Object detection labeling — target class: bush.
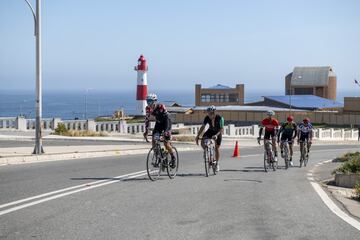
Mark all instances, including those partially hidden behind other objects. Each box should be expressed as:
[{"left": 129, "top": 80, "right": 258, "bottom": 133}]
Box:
[
  {"left": 54, "top": 123, "right": 68, "bottom": 135},
  {"left": 334, "top": 152, "right": 360, "bottom": 162},
  {"left": 354, "top": 183, "right": 360, "bottom": 201},
  {"left": 333, "top": 158, "right": 360, "bottom": 175}
]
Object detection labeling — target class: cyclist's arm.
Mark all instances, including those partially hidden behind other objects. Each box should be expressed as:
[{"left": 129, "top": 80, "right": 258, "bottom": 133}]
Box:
[
  {"left": 258, "top": 126, "right": 263, "bottom": 138},
  {"left": 277, "top": 125, "right": 283, "bottom": 141},
  {"left": 292, "top": 124, "right": 297, "bottom": 140},
  {"left": 144, "top": 108, "right": 151, "bottom": 135},
  {"left": 215, "top": 116, "right": 225, "bottom": 137},
  {"left": 196, "top": 124, "right": 206, "bottom": 138}
]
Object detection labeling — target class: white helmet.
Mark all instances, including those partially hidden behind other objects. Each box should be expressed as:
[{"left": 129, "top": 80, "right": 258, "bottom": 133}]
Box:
[
  {"left": 146, "top": 93, "right": 157, "bottom": 104},
  {"left": 266, "top": 110, "right": 275, "bottom": 116},
  {"left": 207, "top": 105, "right": 216, "bottom": 112}
]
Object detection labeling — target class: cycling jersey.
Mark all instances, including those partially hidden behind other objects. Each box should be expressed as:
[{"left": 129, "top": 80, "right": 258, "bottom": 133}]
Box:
[
  {"left": 145, "top": 104, "right": 172, "bottom": 139},
  {"left": 298, "top": 123, "right": 313, "bottom": 141},
  {"left": 261, "top": 118, "right": 279, "bottom": 132},
  {"left": 278, "top": 122, "right": 297, "bottom": 142},
  {"left": 203, "top": 115, "right": 224, "bottom": 145}
]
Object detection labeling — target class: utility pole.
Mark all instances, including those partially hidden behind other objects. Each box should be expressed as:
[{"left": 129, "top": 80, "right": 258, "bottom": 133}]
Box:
[{"left": 25, "top": 0, "right": 44, "bottom": 154}]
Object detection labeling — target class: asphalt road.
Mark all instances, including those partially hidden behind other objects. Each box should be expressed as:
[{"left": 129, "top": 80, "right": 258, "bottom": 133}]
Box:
[{"left": 0, "top": 144, "right": 359, "bottom": 239}]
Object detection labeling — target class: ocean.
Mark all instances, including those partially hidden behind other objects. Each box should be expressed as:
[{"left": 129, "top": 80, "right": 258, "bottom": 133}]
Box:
[{"left": 0, "top": 89, "right": 358, "bottom": 120}]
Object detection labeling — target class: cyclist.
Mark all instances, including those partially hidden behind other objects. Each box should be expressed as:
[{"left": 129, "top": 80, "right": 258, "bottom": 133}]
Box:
[
  {"left": 257, "top": 110, "right": 279, "bottom": 161},
  {"left": 297, "top": 117, "right": 313, "bottom": 157},
  {"left": 277, "top": 115, "right": 297, "bottom": 166},
  {"left": 195, "top": 106, "right": 224, "bottom": 172},
  {"left": 143, "top": 93, "right": 176, "bottom": 168}
]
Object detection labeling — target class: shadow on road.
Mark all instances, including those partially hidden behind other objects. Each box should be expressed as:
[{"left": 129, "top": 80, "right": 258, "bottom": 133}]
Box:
[
  {"left": 221, "top": 169, "right": 265, "bottom": 173},
  {"left": 177, "top": 173, "right": 205, "bottom": 177}
]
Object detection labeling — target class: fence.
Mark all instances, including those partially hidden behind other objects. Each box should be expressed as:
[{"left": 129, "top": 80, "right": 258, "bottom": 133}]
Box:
[{"left": 0, "top": 117, "right": 359, "bottom": 140}]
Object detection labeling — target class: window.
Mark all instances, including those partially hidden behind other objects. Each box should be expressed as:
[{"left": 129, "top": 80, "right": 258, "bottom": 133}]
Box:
[
  {"left": 229, "top": 93, "right": 239, "bottom": 102},
  {"left": 201, "top": 94, "right": 211, "bottom": 102},
  {"left": 294, "top": 88, "right": 313, "bottom": 95}
]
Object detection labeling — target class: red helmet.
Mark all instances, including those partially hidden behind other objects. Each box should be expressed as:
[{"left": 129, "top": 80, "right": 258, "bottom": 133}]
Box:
[
  {"left": 287, "top": 115, "right": 294, "bottom": 122},
  {"left": 303, "top": 117, "right": 310, "bottom": 123}
]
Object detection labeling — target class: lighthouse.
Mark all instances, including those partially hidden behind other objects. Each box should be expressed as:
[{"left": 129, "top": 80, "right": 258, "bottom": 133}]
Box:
[{"left": 134, "top": 55, "right": 148, "bottom": 116}]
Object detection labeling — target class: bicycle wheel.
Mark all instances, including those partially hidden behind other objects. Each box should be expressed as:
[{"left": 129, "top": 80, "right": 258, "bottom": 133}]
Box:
[
  {"left": 167, "top": 147, "right": 179, "bottom": 179},
  {"left": 210, "top": 147, "right": 217, "bottom": 175},
  {"left": 264, "top": 152, "right": 269, "bottom": 173},
  {"left": 299, "top": 145, "right": 305, "bottom": 168},
  {"left": 204, "top": 149, "right": 210, "bottom": 177},
  {"left": 146, "top": 146, "right": 161, "bottom": 181}
]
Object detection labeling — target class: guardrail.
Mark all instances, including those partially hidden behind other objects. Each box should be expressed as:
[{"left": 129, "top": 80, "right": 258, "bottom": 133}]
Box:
[{"left": 0, "top": 117, "right": 358, "bottom": 140}]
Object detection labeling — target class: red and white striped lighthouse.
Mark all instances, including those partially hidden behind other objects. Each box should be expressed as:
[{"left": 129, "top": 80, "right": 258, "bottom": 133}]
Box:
[{"left": 134, "top": 55, "right": 148, "bottom": 115}]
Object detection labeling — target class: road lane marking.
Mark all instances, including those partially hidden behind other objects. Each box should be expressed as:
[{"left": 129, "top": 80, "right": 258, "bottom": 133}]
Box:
[
  {"left": 310, "top": 181, "right": 360, "bottom": 231},
  {"left": 0, "top": 171, "right": 148, "bottom": 216},
  {"left": 308, "top": 159, "right": 360, "bottom": 231},
  {"left": 0, "top": 170, "right": 146, "bottom": 212}
]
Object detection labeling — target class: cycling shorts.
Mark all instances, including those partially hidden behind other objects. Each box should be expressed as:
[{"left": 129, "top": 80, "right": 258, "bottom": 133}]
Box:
[{"left": 203, "top": 130, "right": 222, "bottom": 146}]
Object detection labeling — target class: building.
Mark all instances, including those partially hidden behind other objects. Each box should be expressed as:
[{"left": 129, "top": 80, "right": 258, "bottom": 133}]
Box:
[
  {"left": 343, "top": 97, "right": 360, "bottom": 113},
  {"left": 195, "top": 84, "right": 244, "bottom": 106},
  {"left": 285, "top": 66, "right": 337, "bottom": 100},
  {"left": 247, "top": 95, "right": 343, "bottom": 111}
]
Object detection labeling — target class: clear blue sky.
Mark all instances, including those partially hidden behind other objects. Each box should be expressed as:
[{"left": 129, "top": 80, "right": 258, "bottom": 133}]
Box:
[{"left": 0, "top": 0, "right": 359, "bottom": 92}]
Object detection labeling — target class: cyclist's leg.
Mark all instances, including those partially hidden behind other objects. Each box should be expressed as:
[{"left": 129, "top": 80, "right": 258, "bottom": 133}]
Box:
[
  {"left": 263, "top": 131, "right": 271, "bottom": 151},
  {"left": 271, "top": 133, "right": 278, "bottom": 158},
  {"left": 307, "top": 137, "right": 312, "bottom": 153},
  {"left": 214, "top": 134, "right": 222, "bottom": 162}
]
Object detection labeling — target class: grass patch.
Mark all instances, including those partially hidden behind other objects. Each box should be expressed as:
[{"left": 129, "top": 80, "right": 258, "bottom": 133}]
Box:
[
  {"left": 172, "top": 135, "right": 196, "bottom": 142},
  {"left": 54, "top": 123, "right": 107, "bottom": 137},
  {"left": 60, "top": 130, "right": 108, "bottom": 137},
  {"left": 354, "top": 183, "right": 360, "bottom": 201}
]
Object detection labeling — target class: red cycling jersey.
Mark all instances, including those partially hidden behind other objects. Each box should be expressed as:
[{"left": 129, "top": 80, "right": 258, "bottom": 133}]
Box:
[{"left": 261, "top": 118, "right": 279, "bottom": 132}]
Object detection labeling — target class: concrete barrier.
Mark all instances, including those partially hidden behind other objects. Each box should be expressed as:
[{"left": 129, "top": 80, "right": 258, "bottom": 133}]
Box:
[{"left": 335, "top": 173, "right": 360, "bottom": 188}]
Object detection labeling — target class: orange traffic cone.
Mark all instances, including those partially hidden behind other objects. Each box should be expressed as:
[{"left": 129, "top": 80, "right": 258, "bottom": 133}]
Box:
[{"left": 232, "top": 141, "right": 240, "bottom": 158}]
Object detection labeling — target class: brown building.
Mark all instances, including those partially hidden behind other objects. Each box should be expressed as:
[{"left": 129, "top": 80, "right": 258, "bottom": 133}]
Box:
[
  {"left": 195, "top": 84, "right": 244, "bottom": 106},
  {"left": 285, "top": 66, "right": 337, "bottom": 100},
  {"left": 343, "top": 97, "right": 360, "bottom": 113}
]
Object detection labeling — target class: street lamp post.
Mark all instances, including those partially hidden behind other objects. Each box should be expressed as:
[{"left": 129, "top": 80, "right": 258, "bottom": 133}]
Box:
[
  {"left": 25, "top": 0, "right": 44, "bottom": 154},
  {"left": 84, "top": 88, "right": 93, "bottom": 119}
]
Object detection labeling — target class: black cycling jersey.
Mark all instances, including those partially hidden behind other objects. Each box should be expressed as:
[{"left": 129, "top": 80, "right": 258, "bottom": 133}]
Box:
[
  {"left": 144, "top": 103, "right": 171, "bottom": 134},
  {"left": 203, "top": 115, "right": 224, "bottom": 134}
]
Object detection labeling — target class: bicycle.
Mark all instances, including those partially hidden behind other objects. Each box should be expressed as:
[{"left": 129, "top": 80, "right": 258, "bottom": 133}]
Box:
[
  {"left": 145, "top": 133, "right": 179, "bottom": 181},
  {"left": 299, "top": 139, "right": 309, "bottom": 168},
  {"left": 280, "top": 140, "right": 292, "bottom": 170},
  {"left": 258, "top": 138, "right": 277, "bottom": 172},
  {"left": 200, "top": 138, "right": 217, "bottom": 177}
]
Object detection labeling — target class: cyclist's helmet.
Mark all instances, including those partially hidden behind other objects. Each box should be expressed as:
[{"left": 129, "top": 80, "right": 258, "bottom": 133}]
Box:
[
  {"left": 146, "top": 93, "right": 157, "bottom": 105},
  {"left": 266, "top": 110, "right": 275, "bottom": 117},
  {"left": 303, "top": 117, "right": 310, "bottom": 123},
  {"left": 206, "top": 105, "right": 216, "bottom": 113},
  {"left": 287, "top": 115, "right": 294, "bottom": 122}
]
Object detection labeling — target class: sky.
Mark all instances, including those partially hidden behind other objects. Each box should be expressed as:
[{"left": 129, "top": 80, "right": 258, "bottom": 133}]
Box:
[{"left": 0, "top": 0, "right": 359, "bottom": 92}]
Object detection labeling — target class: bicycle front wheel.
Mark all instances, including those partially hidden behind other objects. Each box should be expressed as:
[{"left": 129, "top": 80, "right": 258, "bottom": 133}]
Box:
[
  {"left": 167, "top": 147, "right": 179, "bottom": 179},
  {"left": 146, "top": 147, "right": 161, "bottom": 181}
]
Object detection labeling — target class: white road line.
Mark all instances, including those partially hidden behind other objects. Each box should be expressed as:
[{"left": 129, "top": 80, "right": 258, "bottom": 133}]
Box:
[
  {"left": 310, "top": 181, "right": 360, "bottom": 231},
  {"left": 308, "top": 159, "right": 360, "bottom": 231},
  {"left": 0, "top": 170, "right": 146, "bottom": 211}
]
